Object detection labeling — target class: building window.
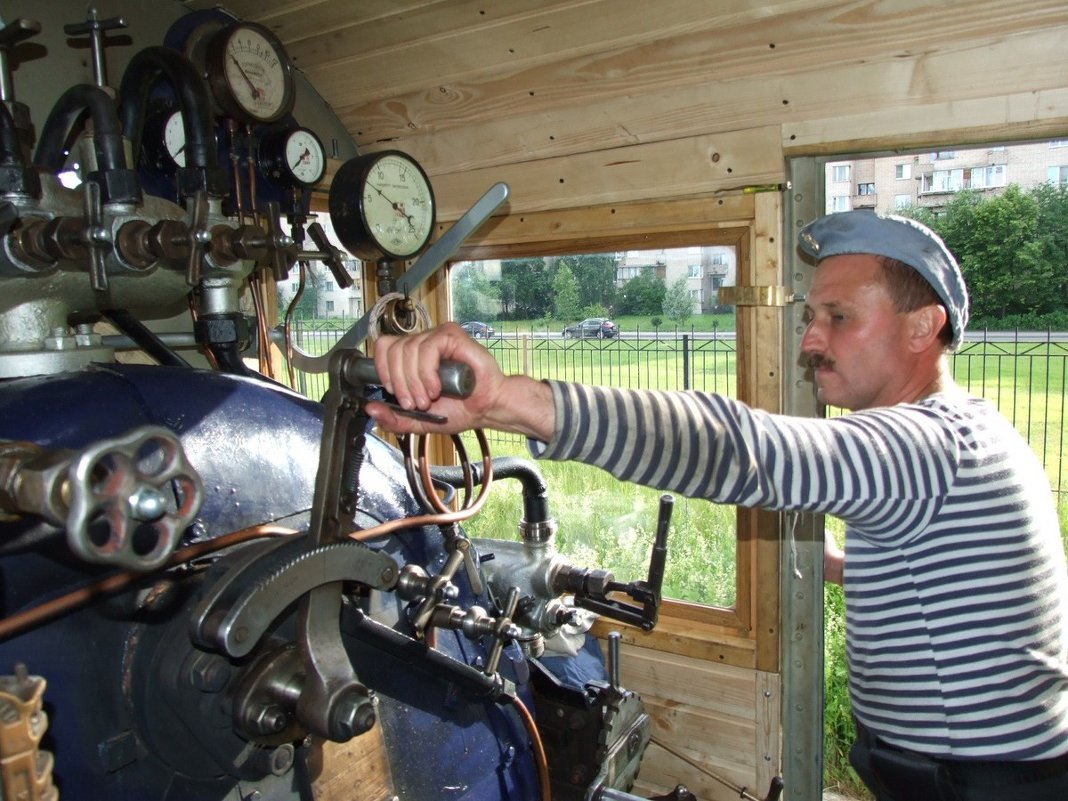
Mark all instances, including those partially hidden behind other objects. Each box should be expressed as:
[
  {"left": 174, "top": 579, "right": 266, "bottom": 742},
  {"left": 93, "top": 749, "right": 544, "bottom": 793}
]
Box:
[
  {"left": 1049, "top": 140, "right": 1068, "bottom": 149},
  {"left": 325, "top": 301, "right": 335, "bottom": 312},
  {"left": 896, "top": 164, "right": 911, "bottom": 180},
  {"left": 932, "top": 150, "right": 957, "bottom": 160},
  {"left": 857, "top": 182, "right": 875, "bottom": 196},
  {"left": 831, "top": 164, "right": 850, "bottom": 183},
  {"left": 832, "top": 195, "right": 850, "bottom": 212},
  {"left": 688, "top": 264, "right": 700, "bottom": 278},
  {"left": 895, "top": 194, "right": 912, "bottom": 209},
  {"left": 970, "top": 165, "right": 1006, "bottom": 189},
  {"left": 921, "top": 169, "right": 965, "bottom": 193},
  {"left": 1049, "top": 165, "right": 1068, "bottom": 187}
]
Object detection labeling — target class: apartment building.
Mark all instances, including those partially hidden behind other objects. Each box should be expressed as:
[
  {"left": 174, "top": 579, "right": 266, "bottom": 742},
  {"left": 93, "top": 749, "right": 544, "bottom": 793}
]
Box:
[{"left": 826, "top": 139, "right": 1068, "bottom": 215}]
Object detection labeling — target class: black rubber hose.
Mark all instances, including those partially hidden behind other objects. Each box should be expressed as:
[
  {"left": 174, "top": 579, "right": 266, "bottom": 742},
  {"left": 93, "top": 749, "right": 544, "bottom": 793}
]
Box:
[
  {"left": 33, "top": 84, "right": 126, "bottom": 172},
  {"left": 431, "top": 456, "right": 551, "bottom": 525},
  {"left": 117, "top": 45, "right": 217, "bottom": 169}
]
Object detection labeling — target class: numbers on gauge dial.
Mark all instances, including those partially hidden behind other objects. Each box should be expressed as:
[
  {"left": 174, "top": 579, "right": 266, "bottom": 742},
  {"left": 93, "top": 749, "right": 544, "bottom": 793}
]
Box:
[
  {"left": 284, "top": 129, "right": 325, "bottom": 186},
  {"left": 219, "top": 25, "right": 293, "bottom": 122},
  {"left": 361, "top": 155, "right": 435, "bottom": 258}
]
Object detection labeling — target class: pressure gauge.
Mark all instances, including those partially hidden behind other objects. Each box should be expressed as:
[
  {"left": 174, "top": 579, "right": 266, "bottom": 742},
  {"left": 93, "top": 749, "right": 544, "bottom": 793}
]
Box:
[
  {"left": 163, "top": 110, "right": 186, "bottom": 167},
  {"left": 205, "top": 22, "right": 295, "bottom": 123},
  {"left": 329, "top": 151, "right": 437, "bottom": 261},
  {"left": 262, "top": 126, "right": 326, "bottom": 187}
]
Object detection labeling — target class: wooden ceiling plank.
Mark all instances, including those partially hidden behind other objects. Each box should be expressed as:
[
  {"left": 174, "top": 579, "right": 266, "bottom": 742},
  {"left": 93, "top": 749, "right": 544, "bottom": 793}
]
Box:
[
  {"left": 424, "top": 126, "right": 784, "bottom": 221},
  {"left": 289, "top": 0, "right": 846, "bottom": 104},
  {"left": 325, "top": 0, "right": 1068, "bottom": 142},
  {"left": 343, "top": 27, "right": 1068, "bottom": 177}
]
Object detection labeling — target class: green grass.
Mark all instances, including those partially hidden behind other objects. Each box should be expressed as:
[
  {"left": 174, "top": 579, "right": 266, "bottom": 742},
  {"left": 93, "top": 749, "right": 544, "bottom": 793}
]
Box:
[{"left": 457, "top": 435, "right": 738, "bottom": 607}]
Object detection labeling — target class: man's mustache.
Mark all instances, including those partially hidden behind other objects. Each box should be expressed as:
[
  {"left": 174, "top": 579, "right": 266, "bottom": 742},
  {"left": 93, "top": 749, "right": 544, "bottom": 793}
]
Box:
[{"left": 805, "top": 353, "right": 834, "bottom": 370}]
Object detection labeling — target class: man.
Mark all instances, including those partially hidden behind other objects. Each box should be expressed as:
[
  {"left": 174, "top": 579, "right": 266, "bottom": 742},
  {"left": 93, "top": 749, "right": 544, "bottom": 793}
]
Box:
[{"left": 367, "top": 211, "right": 1068, "bottom": 800}]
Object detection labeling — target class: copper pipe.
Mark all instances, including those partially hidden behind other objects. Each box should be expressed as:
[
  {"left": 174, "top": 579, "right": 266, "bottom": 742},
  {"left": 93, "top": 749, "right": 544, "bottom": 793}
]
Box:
[
  {"left": 507, "top": 692, "right": 552, "bottom": 801},
  {"left": 0, "top": 524, "right": 295, "bottom": 641}
]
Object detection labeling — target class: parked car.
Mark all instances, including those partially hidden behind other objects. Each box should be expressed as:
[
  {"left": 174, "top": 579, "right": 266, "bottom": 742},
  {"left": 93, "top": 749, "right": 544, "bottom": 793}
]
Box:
[
  {"left": 460, "top": 321, "right": 495, "bottom": 338},
  {"left": 562, "top": 318, "right": 618, "bottom": 339}
]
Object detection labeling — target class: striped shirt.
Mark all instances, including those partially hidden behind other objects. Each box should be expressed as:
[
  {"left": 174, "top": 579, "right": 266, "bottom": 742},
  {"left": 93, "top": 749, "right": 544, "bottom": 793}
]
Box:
[{"left": 531, "top": 381, "right": 1068, "bottom": 760}]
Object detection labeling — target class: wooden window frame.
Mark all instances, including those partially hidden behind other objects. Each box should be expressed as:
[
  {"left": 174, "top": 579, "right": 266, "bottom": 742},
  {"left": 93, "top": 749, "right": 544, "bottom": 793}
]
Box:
[{"left": 445, "top": 193, "right": 783, "bottom": 672}]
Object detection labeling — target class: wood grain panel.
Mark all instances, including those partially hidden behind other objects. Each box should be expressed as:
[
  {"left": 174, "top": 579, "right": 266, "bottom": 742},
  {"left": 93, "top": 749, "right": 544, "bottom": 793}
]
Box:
[{"left": 336, "top": 1, "right": 1068, "bottom": 145}]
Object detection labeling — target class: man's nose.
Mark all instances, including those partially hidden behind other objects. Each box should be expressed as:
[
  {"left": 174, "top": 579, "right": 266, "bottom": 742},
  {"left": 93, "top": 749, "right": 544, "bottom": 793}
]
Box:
[{"left": 800, "top": 319, "right": 824, "bottom": 353}]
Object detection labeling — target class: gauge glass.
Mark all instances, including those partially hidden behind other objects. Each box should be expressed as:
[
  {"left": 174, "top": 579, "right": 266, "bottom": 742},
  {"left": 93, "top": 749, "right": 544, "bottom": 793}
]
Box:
[
  {"left": 163, "top": 110, "right": 186, "bottom": 167},
  {"left": 361, "top": 154, "right": 435, "bottom": 258},
  {"left": 222, "top": 26, "right": 292, "bottom": 122},
  {"left": 284, "top": 129, "right": 325, "bottom": 186}
]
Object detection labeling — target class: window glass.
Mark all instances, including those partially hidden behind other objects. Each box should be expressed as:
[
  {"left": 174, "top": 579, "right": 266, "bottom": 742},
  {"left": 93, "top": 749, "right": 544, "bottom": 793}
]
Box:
[{"left": 450, "top": 247, "right": 740, "bottom": 608}]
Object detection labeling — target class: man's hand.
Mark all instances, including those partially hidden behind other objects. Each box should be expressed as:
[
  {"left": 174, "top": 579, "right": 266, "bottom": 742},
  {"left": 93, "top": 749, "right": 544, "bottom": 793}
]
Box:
[{"left": 366, "top": 322, "right": 555, "bottom": 441}]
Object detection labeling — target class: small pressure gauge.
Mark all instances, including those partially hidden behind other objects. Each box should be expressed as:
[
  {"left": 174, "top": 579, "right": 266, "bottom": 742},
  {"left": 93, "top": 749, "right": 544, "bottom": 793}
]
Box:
[
  {"left": 262, "top": 126, "right": 326, "bottom": 187},
  {"left": 163, "top": 110, "right": 186, "bottom": 167},
  {"left": 329, "top": 150, "right": 437, "bottom": 261},
  {"left": 205, "top": 22, "right": 295, "bottom": 124}
]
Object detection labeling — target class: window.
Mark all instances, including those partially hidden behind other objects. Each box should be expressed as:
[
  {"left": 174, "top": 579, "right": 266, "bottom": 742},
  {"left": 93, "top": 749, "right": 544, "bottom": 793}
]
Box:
[
  {"left": 832, "top": 195, "right": 850, "bottom": 212},
  {"left": 895, "top": 194, "right": 912, "bottom": 209},
  {"left": 970, "top": 164, "right": 1006, "bottom": 189},
  {"left": 1050, "top": 166, "right": 1068, "bottom": 187},
  {"left": 857, "top": 182, "right": 875, "bottom": 196},
  {"left": 450, "top": 238, "right": 745, "bottom": 612},
  {"left": 325, "top": 301, "right": 335, "bottom": 312},
  {"left": 921, "top": 169, "right": 965, "bottom": 193},
  {"left": 932, "top": 150, "right": 957, "bottom": 160},
  {"left": 1050, "top": 140, "right": 1068, "bottom": 149},
  {"left": 896, "top": 163, "right": 912, "bottom": 180},
  {"left": 831, "top": 164, "right": 850, "bottom": 183}
]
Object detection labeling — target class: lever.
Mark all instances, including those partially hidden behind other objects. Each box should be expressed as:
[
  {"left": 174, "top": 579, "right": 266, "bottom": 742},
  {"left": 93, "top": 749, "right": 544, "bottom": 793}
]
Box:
[{"left": 563, "top": 494, "right": 673, "bottom": 631}]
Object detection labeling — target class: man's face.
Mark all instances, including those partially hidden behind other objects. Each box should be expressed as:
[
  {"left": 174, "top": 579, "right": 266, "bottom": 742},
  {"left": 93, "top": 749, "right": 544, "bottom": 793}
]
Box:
[{"left": 800, "top": 254, "right": 917, "bottom": 411}]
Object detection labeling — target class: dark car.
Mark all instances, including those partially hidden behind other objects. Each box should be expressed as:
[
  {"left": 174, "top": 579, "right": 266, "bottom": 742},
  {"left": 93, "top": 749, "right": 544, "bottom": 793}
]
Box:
[
  {"left": 562, "top": 318, "right": 618, "bottom": 339},
  {"left": 460, "top": 321, "right": 495, "bottom": 338}
]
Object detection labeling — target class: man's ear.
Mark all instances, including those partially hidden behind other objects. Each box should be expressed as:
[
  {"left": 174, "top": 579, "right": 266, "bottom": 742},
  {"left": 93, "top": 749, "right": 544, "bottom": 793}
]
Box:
[{"left": 907, "top": 304, "right": 948, "bottom": 352}]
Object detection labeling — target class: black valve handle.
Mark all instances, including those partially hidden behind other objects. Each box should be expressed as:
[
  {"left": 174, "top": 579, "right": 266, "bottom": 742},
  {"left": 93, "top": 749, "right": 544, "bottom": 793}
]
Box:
[{"left": 340, "top": 354, "right": 475, "bottom": 399}]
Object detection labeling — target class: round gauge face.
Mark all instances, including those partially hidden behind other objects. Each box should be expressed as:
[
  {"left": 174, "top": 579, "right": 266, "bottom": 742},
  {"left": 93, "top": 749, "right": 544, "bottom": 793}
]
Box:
[
  {"left": 209, "top": 23, "right": 295, "bottom": 123},
  {"left": 283, "top": 128, "right": 325, "bottom": 186},
  {"left": 163, "top": 110, "right": 186, "bottom": 167},
  {"left": 358, "top": 153, "right": 436, "bottom": 259}
]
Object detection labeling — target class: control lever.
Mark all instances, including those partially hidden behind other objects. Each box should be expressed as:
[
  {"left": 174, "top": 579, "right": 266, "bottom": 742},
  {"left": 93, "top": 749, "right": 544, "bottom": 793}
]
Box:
[
  {"left": 561, "top": 494, "right": 673, "bottom": 631},
  {"left": 307, "top": 221, "right": 353, "bottom": 289},
  {"left": 290, "top": 348, "right": 477, "bottom": 741}
]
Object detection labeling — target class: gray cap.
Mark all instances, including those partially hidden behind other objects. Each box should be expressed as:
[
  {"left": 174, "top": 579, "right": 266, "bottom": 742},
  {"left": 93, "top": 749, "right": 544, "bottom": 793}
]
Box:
[{"left": 798, "top": 210, "right": 969, "bottom": 349}]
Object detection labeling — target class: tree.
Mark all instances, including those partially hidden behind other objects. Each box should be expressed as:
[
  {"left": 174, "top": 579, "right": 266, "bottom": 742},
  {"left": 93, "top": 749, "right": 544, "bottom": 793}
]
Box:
[
  {"left": 618, "top": 270, "right": 665, "bottom": 315},
  {"left": 566, "top": 254, "right": 618, "bottom": 311},
  {"left": 453, "top": 263, "right": 500, "bottom": 322},
  {"left": 662, "top": 277, "right": 693, "bottom": 325},
  {"left": 552, "top": 263, "right": 581, "bottom": 321},
  {"left": 900, "top": 185, "right": 1068, "bottom": 324},
  {"left": 501, "top": 257, "right": 551, "bottom": 319},
  {"left": 279, "top": 263, "right": 327, "bottom": 319}
]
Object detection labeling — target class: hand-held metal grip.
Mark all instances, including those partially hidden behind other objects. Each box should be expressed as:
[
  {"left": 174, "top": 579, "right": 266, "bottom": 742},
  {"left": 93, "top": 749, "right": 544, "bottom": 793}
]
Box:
[{"left": 342, "top": 356, "right": 475, "bottom": 399}]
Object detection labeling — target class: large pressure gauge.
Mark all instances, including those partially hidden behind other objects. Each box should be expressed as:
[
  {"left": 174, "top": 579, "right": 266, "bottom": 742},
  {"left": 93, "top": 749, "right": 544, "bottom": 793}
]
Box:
[
  {"left": 329, "top": 151, "right": 437, "bottom": 261},
  {"left": 204, "top": 22, "right": 295, "bottom": 123}
]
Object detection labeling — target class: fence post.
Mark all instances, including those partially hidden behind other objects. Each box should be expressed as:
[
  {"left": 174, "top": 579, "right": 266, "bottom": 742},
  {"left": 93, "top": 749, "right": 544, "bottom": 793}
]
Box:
[
  {"left": 682, "top": 334, "right": 691, "bottom": 390},
  {"left": 522, "top": 334, "right": 532, "bottom": 376}
]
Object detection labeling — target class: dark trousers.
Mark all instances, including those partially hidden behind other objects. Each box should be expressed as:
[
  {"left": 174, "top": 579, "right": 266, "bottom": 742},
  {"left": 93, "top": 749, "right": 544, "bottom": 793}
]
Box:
[{"left": 849, "top": 720, "right": 1068, "bottom": 801}]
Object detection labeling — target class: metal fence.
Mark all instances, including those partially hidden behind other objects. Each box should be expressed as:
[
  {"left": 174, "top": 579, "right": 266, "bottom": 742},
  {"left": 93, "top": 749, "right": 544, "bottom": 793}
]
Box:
[{"left": 284, "top": 323, "right": 1067, "bottom": 496}]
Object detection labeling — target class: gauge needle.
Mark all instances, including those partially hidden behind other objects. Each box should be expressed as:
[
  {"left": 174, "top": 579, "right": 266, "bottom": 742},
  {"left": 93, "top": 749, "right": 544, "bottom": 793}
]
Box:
[
  {"left": 291, "top": 148, "right": 310, "bottom": 171},
  {"left": 229, "top": 55, "right": 262, "bottom": 99},
  {"left": 367, "top": 182, "right": 410, "bottom": 219}
]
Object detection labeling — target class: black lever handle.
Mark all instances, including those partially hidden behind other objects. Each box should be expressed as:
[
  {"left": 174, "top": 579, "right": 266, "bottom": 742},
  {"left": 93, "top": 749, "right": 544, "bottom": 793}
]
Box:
[{"left": 339, "top": 353, "right": 475, "bottom": 399}]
